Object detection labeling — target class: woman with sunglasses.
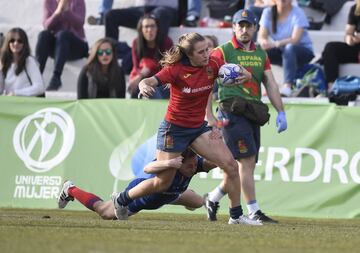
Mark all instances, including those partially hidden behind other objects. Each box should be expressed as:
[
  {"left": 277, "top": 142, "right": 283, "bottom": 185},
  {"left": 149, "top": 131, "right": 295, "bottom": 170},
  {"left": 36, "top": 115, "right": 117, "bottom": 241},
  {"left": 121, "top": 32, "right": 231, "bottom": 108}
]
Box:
[
  {"left": 0, "top": 27, "right": 44, "bottom": 96},
  {"left": 127, "top": 14, "right": 173, "bottom": 98},
  {"left": 77, "top": 38, "right": 125, "bottom": 99}
]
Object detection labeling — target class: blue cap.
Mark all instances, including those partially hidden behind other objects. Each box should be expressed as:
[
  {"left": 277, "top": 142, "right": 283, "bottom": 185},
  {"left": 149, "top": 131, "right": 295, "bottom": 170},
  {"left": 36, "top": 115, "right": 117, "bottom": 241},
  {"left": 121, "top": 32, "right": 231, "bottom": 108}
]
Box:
[{"left": 232, "top": 9, "right": 257, "bottom": 25}]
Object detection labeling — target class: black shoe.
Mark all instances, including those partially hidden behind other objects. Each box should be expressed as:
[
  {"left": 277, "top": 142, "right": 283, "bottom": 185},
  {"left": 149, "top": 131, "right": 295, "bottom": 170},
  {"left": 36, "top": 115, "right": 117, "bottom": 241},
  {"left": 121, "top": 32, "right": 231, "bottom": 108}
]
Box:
[
  {"left": 204, "top": 193, "right": 219, "bottom": 221},
  {"left": 46, "top": 75, "right": 62, "bottom": 91},
  {"left": 249, "top": 210, "right": 278, "bottom": 223},
  {"left": 184, "top": 15, "right": 198, "bottom": 27},
  {"left": 87, "top": 15, "right": 104, "bottom": 25}
]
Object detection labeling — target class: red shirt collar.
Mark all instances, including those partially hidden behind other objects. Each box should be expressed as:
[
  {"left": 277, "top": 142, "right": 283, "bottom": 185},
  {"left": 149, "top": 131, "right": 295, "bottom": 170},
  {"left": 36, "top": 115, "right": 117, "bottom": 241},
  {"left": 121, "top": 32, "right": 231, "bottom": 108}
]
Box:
[{"left": 231, "top": 36, "right": 257, "bottom": 51}]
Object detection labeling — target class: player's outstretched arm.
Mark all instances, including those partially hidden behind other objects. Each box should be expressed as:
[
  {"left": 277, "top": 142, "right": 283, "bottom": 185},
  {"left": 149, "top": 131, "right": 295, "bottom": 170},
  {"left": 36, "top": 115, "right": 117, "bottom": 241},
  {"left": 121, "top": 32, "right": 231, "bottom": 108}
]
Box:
[
  {"left": 138, "top": 76, "right": 158, "bottom": 98},
  {"left": 143, "top": 156, "right": 183, "bottom": 174}
]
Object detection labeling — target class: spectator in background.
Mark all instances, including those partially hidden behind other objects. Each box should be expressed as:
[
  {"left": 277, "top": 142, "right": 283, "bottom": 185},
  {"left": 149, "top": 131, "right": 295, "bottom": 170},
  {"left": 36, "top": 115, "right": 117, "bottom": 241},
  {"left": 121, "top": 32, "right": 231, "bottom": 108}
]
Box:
[
  {"left": 87, "top": 0, "right": 113, "bottom": 25},
  {"left": 35, "top": 0, "right": 89, "bottom": 91},
  {"left": 105, "top": 1, "right": 178, "bottom": 45},
  {"left": 257, "top": 0, "right": 313, "bottom": 97},
  {"left": 184, "top": 0, "right": 202, "bottom": 27},
  {"left": 321, "top": 0, "right": 360, "bottom": 91},
  {"left": 248, "top": 0, "right": 274, "bottom": 21},
  {"left": 0, "top": 28, "right": 44, "bottom": 96},
  {"left": 77, "top": 38, "right": 126, "bottom": 99},
  {"left": 128, "top": 14, "right": 173, "bottom": 99}
]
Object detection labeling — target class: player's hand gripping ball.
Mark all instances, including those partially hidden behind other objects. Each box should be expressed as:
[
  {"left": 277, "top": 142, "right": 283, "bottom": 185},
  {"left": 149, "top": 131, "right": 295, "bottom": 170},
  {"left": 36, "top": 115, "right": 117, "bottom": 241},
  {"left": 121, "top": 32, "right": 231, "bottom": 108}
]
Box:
[{"left": 218, "top": 63, "right": 243, "bottom": 87}]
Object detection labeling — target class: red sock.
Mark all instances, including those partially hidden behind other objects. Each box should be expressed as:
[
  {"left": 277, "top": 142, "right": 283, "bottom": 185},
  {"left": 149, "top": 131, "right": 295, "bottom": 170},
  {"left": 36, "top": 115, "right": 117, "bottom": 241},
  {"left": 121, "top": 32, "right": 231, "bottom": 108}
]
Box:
[{"left": 68, "top": 186, "right": 102, "bottom": 211}]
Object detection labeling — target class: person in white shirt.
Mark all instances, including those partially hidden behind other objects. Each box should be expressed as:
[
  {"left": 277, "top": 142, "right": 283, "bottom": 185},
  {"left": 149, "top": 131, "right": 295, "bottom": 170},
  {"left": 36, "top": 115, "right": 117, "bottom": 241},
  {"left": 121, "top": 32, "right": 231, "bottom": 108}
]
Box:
[{"left": 0, "top": 28, "right": 44, "bottom": 96}]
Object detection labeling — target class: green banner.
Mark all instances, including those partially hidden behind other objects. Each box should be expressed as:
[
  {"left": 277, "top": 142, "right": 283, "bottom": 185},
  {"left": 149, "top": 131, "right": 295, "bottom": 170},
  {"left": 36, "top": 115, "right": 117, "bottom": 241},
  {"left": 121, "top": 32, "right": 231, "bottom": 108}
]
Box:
[{"left": 0, "top": 96, "right": 359, "bottom": 218}]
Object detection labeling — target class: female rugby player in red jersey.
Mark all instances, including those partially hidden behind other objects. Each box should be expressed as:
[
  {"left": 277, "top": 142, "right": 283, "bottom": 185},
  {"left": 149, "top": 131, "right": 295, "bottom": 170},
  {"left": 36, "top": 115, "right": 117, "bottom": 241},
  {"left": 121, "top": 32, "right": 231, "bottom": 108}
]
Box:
[{"left": 112, "top": 32, "right": 261, "bottom": 225}]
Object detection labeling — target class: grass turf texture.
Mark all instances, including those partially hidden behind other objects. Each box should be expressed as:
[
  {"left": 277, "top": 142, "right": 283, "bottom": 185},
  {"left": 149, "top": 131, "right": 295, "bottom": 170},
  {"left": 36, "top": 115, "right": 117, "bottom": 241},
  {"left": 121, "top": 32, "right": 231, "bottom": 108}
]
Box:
[{"left": 1, "top": 208, "right": 359, "bottom": 253}]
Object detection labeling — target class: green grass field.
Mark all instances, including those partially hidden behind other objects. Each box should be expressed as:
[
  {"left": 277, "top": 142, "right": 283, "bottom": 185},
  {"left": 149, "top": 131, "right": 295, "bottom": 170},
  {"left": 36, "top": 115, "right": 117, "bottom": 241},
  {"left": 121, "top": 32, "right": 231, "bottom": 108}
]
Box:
[{"left": 1, "top": 208, "right": 359, "bottom": 253}]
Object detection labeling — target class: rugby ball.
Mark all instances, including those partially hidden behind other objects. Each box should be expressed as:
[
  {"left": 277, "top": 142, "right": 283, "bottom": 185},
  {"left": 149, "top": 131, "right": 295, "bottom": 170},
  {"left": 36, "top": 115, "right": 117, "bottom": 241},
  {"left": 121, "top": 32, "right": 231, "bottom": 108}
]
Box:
[{"left": 218, "top": 63, "right": 242, "bottom": 86}]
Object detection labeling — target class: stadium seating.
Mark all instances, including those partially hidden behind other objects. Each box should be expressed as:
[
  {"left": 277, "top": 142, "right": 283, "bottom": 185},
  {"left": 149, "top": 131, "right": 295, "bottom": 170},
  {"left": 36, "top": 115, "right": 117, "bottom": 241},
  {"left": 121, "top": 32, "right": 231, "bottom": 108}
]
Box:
[{"left": 0, "top": 0, "right": 358, "bottom": 98}]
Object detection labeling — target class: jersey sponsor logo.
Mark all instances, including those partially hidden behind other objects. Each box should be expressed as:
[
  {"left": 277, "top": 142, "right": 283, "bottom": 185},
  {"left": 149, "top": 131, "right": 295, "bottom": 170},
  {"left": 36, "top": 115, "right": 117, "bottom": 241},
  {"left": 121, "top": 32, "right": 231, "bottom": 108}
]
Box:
[
  {"left": 238, "top": 139, "right": 248, "bottom": 154},
  {"left": 13, "top": 108, "right": 75, "bottom": 173},
  {"left": 183, "top": 73, "right": 192, "bottom": 79},
  {"left": 182, "top": 87, "right": 192, "bottom": 93},
  {"left": 182, "top": 85, "right": 212, "bottom": 94}
]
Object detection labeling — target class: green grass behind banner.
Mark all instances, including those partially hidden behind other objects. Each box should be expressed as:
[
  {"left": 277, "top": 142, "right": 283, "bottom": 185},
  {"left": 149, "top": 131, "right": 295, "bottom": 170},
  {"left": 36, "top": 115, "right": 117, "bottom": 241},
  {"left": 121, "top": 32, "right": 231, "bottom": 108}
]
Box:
[{"left": 1, "top": 208, "right": 359, "bottom": 253}]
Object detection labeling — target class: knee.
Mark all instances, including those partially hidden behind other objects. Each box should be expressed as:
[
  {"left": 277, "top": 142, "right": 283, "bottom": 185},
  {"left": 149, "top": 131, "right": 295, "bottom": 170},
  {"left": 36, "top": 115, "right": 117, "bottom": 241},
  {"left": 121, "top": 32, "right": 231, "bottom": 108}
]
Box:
[
  {"left": 56, "top": 31, "right": 71, "bottom": 43},
  {"left": 219, "top": 157, "right": 239, "bottom": 178},
  {"left": 105, "top": 10, "right": 116, "bottom": 24},
  {"left": 323, "top": 42, "right": 337, "bottom": 56},
  {"left": 283, "top": 44, "right": 296, "bottom": 56},
  {"left": 37, "top": 30, "right": 52, "bottom": 43}
]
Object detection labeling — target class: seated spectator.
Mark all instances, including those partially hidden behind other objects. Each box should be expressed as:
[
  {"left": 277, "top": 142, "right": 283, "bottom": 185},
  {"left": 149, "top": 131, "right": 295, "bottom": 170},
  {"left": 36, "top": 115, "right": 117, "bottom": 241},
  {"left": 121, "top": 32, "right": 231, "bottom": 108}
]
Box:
[
  {"left": 258, "top": 0, "right": 314, "bottom": 97},
  {"left": 35, "top": 0, "right": 89, "bottom": 91},
  {"left": 87, "top": 0, "right": 113, "bottom": 25},
  {"left": 77, "top": 38, "right": 126, "bottom": 99},
  {"left": 248, "top": 0, "right": 274, "bottom": 22},
  {"left": 321, "top": 0, "right": 360, "bottom": 91},
  {"left": 184, "top": 0, "right": 202, "bottom": 27},
  {"left": 105, "top": 0, "right": 178, "bottom": 46},
  {"left": 128, "top": 14, "right": 173, "bottom": 99},
  {"left": 0, "top": 28, "right": 44, "bottom": 96}
]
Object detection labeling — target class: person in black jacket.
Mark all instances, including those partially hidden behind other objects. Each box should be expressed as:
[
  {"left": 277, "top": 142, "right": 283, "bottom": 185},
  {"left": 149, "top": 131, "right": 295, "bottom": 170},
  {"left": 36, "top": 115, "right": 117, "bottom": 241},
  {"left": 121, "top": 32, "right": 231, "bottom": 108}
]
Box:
[
  {"left": 77, "top": 38, "right": 126, "bottom": 98},
  {"left": 321, "top": 1, "right": 360, "bottom": 91}
]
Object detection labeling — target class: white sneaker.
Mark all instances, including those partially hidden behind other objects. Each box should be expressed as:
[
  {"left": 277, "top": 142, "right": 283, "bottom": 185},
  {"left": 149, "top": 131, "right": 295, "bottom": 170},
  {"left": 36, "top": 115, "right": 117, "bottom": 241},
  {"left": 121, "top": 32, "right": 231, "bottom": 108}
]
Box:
[
  {"left": 228, "top": 215, "right": 263, "bottom": 225},
  {"left": 57, "top": 180, "right": 75, "bottom": 209},
  {"left": 111, "top": 192, "right": 128, "bottom": 220},
  {"left": 280, "top": 86, "right": 292, "bottom": 97}
]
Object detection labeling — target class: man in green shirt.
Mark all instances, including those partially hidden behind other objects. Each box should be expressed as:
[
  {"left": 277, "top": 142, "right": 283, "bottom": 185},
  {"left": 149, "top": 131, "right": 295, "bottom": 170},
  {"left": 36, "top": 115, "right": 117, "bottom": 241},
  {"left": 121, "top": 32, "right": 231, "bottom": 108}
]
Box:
[{"left": 205, "top": 9, "right": 287, "bottom": 223}]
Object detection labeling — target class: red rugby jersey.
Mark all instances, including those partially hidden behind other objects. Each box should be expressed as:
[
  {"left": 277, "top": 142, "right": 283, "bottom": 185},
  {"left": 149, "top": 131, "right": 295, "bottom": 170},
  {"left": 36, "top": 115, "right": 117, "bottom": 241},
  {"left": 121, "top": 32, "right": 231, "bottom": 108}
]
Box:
[{"left": 155, "top": 56, "right": 223, "bottom": 128}]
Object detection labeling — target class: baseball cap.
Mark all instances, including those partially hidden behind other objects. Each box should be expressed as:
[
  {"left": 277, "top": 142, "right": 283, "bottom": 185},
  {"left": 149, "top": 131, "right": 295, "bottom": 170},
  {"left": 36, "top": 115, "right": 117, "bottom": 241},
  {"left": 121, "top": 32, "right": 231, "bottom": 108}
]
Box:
[{"left": 232, "top": 9, "right": 257, "bottom": 25}]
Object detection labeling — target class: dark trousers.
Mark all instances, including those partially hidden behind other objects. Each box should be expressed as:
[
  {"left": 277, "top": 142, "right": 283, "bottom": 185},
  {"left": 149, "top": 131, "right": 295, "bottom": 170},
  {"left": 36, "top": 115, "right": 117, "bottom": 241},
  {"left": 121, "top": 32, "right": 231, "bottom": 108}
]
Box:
[
  {"left": 105, "top": 6, "right": 178, "bottom": 42},
  {"left": 35, "top": 30, "right": 89, "bottom": 77},
  {"left": 322, "top": 41, "right": 360, "bottom": 83}
]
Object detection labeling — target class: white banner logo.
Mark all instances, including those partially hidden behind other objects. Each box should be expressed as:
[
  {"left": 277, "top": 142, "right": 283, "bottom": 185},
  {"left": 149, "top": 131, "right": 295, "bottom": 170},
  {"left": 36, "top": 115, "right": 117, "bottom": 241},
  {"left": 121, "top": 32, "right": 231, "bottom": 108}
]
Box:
[{"left": 13, "top": 108, "right": 75, "bottom": 173}]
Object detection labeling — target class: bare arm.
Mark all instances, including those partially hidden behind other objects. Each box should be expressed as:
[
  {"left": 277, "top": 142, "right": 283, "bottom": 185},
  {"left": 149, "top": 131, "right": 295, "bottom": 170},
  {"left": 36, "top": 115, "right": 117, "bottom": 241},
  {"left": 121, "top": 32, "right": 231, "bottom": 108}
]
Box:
[
  {"left": 205, "top": 92, "right": 217, "bottom": 126},
  {"left": 275, "top": 27, "right": 304, "bottom": 47},
  {"left": 345, "top": 24, "right": 360, "bottom": 46},
  {"left": 143, "top": 156, "right": 183, "bottom": 174},
  {"left": 258, "top": 26, "right": 273, "bottom": 49},
  {"left": 263, "top": 69, "right": 284, "bottom": 112},
  {"left": 138, "top": 76, "right": 159, "bottom": 98},
  {"left": 258, "top": 25, "right": 304, "bottom": 49}
]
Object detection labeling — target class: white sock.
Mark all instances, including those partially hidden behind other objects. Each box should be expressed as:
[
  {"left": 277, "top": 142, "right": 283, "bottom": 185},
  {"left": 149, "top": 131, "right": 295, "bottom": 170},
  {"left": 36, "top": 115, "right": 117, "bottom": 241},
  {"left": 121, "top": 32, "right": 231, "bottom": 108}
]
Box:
[
  {"left": 247, "top": 201, "right": 260, "bottom": 215},
  {"left": 208, "top": 186, "right": 226, "bottom": 202}
]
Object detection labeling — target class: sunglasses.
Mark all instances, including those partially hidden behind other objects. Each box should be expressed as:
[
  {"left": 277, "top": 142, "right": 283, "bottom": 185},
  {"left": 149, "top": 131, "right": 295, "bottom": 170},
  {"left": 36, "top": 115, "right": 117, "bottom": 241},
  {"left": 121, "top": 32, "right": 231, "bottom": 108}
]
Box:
[
  {"left": 9, "top": 38, "right": 23, "bottom": 44},
  {"left": 97, "top": 48, "right": 112, "bottom": 56}
]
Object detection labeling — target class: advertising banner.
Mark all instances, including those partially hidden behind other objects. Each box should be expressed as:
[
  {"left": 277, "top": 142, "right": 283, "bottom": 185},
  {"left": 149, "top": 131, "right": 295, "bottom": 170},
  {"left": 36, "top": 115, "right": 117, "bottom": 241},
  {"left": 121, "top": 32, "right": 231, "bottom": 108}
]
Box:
[{"left": 0, "top": 96, "right": 359, "bottom": 218}]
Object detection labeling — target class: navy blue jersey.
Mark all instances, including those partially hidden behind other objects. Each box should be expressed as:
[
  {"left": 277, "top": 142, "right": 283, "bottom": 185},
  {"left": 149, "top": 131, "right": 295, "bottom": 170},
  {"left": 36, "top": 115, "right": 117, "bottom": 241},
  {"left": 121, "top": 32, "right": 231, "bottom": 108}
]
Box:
[
  {"left": 163, "top": 156, "right": 204, "bottom": 194},
  {"left": 125, "top": 156, "right": 204, "bottom": 214}
]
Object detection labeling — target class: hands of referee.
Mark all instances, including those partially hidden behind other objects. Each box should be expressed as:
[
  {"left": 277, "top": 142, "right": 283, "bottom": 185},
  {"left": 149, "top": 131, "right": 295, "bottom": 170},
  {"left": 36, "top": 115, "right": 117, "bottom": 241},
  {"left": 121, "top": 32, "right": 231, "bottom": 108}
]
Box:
[{"left": 276, "top": 111, "right": 287, "bottom": 133}]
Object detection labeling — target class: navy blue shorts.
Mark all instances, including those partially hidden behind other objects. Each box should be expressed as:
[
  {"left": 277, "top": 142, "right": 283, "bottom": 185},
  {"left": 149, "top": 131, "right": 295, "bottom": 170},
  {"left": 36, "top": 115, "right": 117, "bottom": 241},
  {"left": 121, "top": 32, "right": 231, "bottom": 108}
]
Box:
[
  {"left": 156, "top": 120, "right": 211, "bottom": 153},
  {"left": 218, "top": 109, "right": 260, "bottom": 160},
  {"left": 125, "top": 178, "right": 180, "bottom": 214}
]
